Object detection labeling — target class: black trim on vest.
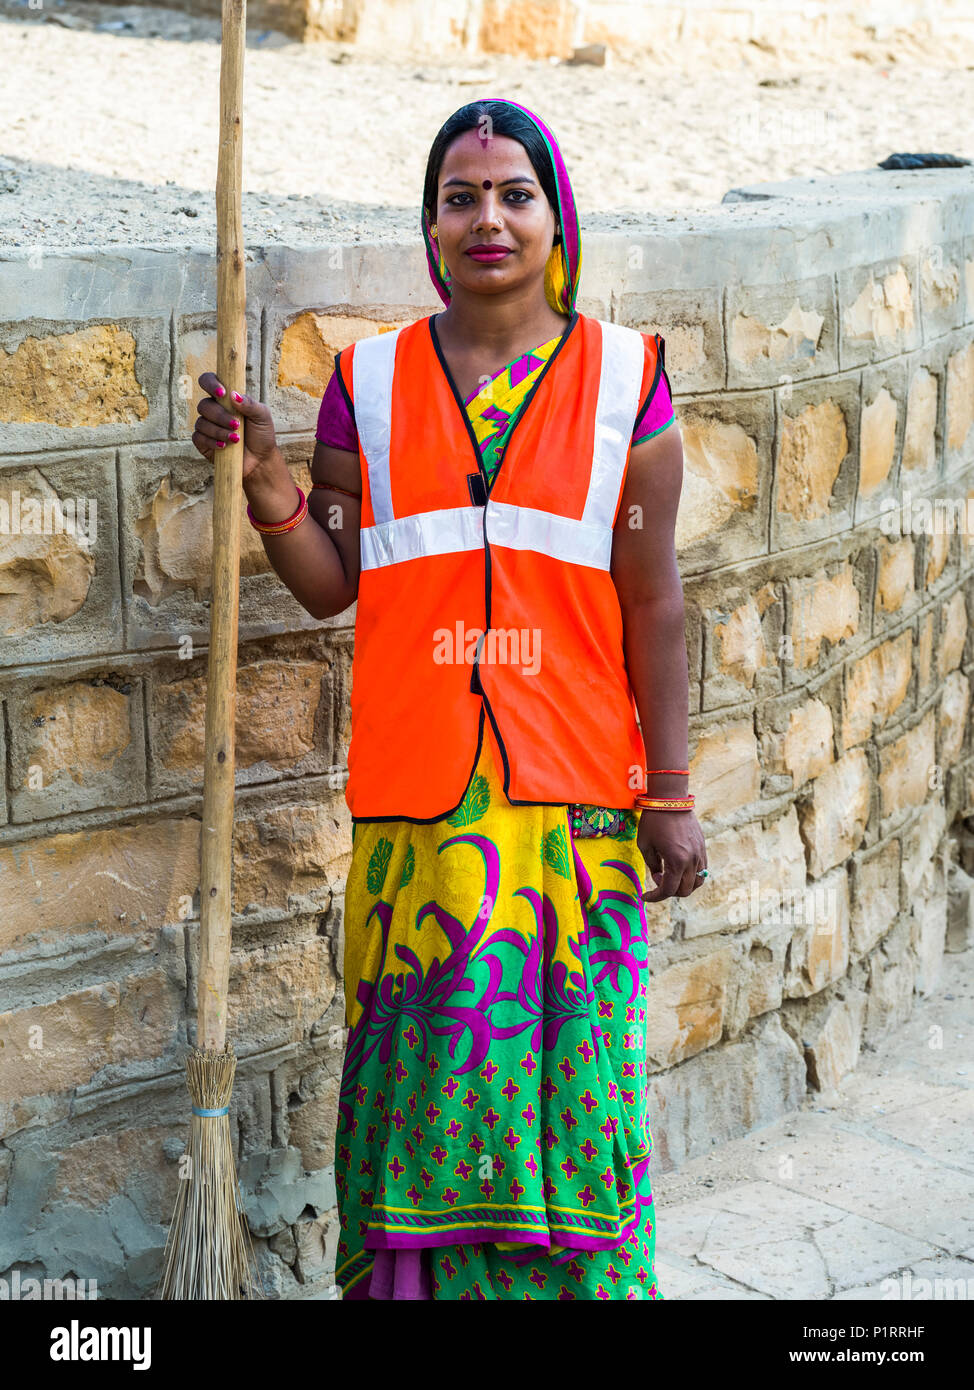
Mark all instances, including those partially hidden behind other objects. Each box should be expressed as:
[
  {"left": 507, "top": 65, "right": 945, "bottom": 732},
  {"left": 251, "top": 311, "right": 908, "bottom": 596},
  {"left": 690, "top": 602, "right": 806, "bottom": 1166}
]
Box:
[
  {"left": 467, "top": 472, "right": 488, "bottom": 507},
  {"left": 333, "top": 348, "right": 356, "bottom": 432}
]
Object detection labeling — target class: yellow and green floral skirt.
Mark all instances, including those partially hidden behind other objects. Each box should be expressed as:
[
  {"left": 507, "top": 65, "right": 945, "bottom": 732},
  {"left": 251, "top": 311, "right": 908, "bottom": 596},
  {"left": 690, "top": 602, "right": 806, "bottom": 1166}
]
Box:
[{"left": 335, "top": 727, "right": 662, "bottom": 1301}]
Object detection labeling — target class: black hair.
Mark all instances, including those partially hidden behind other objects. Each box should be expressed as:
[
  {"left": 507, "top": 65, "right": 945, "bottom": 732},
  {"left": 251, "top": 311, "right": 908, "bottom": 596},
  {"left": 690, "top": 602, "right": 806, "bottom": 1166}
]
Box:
[{"left": 422, "top": 100, "right": 561, "bottom": 237}]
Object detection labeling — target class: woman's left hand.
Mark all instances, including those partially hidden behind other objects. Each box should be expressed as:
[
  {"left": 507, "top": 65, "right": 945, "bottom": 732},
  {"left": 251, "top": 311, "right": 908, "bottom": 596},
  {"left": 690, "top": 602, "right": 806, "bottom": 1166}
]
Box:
[{"left": 638, "top": 810, "right": 708, "bottom": 901}]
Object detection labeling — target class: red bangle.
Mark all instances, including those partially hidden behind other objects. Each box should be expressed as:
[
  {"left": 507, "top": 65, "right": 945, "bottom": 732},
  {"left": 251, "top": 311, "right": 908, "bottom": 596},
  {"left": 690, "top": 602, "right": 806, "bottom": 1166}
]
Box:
[
  {"left": 312, "top": 480, "right": 361, "bottom": 500},
  {"left": 247, "top": 486, "right": 307, "bottom": 535}
]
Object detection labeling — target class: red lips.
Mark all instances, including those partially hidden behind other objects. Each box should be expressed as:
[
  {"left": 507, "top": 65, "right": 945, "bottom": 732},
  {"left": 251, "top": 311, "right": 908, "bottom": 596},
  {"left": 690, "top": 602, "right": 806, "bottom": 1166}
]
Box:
[{"left": 466, "top": 245, "right": 513, "bottom": 261}]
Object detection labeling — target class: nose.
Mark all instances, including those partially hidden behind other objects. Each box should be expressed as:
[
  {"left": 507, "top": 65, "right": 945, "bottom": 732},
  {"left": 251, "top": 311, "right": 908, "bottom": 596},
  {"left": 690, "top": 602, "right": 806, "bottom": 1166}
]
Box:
[{"left": 471, "top": 191, "right": 504, "bottom": 234}]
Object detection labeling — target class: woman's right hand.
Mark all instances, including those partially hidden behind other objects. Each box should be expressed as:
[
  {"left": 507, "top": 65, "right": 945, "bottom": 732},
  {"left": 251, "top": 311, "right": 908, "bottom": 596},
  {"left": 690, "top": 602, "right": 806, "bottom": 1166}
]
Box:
[{"left": 192, "top": 372, "right": 281, "bottom": 481}]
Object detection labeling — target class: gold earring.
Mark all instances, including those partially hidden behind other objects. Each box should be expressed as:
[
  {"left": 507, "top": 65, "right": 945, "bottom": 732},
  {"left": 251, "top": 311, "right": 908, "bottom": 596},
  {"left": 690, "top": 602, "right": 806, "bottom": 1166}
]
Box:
[{"left": 431, "top": 224, "right": 438, "bottom": 236}]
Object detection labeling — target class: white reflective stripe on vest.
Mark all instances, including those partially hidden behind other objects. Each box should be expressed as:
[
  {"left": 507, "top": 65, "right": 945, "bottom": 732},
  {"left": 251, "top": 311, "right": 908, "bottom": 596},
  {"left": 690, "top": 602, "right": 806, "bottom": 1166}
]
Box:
[
  {"left": 360, "top": 500, "right": 613, "bottom": 572},
  {"left": 360, "top": 505, "right": 484, "bottom": 571},
  {"left": 582, "top": 321, "right": 646, "bottom": 530},
  {"left": 352, "top": 326, "right": 402, "bottom": 527},
  {"left": 484, "top": 500, "right": 613, "bottom": 569},
  {"left": 353, "top": 318, "right": 644, "bottom": 571}
]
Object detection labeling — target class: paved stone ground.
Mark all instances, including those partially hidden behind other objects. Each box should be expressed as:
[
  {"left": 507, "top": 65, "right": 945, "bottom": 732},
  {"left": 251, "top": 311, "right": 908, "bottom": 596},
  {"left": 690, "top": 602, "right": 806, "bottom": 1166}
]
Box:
[{"left": 651, "top": 949, "right": 974, "bottom": 1301}]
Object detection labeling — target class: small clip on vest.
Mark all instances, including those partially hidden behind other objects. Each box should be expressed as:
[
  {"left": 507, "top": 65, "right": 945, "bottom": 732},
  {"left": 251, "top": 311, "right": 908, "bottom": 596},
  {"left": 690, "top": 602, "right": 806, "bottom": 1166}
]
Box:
[{"left": 467, "top": 472, "right": 488, "bottom": 507}]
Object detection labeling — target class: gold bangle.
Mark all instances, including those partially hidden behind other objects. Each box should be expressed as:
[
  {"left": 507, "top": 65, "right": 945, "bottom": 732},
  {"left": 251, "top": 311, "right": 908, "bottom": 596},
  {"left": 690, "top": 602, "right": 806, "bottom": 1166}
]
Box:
[{"left": 634, "top": 794, "right": 695, "bottom": 811}]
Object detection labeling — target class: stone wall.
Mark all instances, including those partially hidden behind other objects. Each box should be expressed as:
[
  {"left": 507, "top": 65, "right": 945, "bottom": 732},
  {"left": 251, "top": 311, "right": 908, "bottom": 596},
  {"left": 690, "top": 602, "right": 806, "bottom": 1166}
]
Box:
[{"left": 1, "top": 167, "right": 973, "bottom": 1299}]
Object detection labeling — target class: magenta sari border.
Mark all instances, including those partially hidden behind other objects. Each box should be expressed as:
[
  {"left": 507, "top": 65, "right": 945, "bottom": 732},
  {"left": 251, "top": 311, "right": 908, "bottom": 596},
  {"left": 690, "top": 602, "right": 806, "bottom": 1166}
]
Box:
[{"left": 365, "top": 1224, "right": 552, "bottom": 1252}]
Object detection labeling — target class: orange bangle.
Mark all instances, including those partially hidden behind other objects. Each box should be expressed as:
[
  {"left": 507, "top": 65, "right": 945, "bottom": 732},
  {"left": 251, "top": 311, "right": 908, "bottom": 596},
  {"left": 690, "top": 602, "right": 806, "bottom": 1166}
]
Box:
[{"left": 247, "top": 486, "right": 308, "bottom": 534}]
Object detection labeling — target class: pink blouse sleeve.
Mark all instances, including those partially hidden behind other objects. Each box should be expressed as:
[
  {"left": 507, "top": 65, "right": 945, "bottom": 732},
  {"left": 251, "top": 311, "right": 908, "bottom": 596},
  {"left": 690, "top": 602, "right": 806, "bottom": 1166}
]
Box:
[
  {"left": 315, "top": 352, "right": 359, "bottom": 453},
  {"left": 631, "top": 335, "right": 675, "bottom": 446}
]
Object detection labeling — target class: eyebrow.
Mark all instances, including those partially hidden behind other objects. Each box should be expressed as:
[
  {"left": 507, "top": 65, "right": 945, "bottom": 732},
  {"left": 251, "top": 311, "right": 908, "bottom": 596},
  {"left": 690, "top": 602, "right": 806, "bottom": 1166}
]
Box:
[{"left": 441, "top": 176, "right": 538, "bottom": 188}]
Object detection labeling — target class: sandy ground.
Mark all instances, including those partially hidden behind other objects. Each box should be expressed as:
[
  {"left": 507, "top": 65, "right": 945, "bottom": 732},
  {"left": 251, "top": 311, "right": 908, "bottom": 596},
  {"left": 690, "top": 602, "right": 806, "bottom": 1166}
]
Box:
[{"left": 0, "top": 0, "right": 972, "bottom": 248}]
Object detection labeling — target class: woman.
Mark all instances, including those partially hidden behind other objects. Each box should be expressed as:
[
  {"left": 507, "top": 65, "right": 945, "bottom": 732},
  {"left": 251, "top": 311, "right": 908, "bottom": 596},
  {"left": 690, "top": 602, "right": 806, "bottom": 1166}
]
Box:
[{"left": 192, "top": 98, "right": 707, "bottom": 1301}]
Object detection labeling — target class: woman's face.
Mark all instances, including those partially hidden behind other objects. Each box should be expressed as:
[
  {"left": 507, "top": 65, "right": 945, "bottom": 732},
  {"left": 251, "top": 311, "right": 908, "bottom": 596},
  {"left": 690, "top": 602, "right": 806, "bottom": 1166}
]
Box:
[{"left": 433, "top": 129, "right": 557, "bottom": 304}]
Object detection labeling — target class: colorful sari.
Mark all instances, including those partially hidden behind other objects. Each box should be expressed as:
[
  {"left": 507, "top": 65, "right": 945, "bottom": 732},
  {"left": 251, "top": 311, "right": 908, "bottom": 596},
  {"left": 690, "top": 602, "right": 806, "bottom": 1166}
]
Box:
[
  {"left": 336, "top": 721, "right": 661, "bottom": 1300},
  {"left": 332, "top": 98, "right": 666, "bottom": 1301}
]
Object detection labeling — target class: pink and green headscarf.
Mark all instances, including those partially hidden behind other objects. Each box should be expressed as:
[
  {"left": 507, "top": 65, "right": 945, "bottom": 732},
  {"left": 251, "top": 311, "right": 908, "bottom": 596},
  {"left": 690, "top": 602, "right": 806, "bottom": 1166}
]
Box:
[{"left": 421, "top": 98, "right": 582, "bottom": 317}]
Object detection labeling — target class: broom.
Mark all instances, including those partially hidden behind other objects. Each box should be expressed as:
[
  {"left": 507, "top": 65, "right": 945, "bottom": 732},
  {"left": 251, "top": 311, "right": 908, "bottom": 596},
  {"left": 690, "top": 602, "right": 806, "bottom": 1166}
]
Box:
[{"left": 157, "top": 0, "right": 264, "bottom": 1300}]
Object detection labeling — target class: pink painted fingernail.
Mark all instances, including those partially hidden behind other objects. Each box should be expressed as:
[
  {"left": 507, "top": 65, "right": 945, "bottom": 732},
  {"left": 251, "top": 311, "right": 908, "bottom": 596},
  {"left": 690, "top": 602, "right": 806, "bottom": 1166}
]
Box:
[
  {"left": 228, "top": 432, "right": 240, "bottom": 443},
  {"left": 232, "top": 391, "right": 243, "bottom": 403},
  {"left": 217, "top": 440, "right": 226, "bottom": 448},
  {"left": 215, "top": 385, "right": 225, "bottom": 396},
  {"left": 230, "top": 418, "right": 239, "bottom": 428}
]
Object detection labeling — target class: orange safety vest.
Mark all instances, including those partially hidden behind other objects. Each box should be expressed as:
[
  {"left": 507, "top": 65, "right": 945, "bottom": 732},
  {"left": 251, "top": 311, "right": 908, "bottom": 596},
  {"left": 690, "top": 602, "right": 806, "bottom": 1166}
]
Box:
[{"left": 337, "top": 310, "right": 662, "bottom": 821}]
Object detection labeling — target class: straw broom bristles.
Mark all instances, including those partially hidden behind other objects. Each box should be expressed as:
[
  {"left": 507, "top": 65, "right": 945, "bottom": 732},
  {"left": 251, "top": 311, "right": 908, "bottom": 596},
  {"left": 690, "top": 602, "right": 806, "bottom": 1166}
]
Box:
[{"left": 157, "top": 1044, "right": 265, "bottom": 1300}]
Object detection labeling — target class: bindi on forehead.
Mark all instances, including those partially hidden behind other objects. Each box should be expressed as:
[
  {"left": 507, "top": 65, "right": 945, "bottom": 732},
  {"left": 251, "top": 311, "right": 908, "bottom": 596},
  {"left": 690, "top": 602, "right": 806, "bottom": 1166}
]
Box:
[{"left": 482, "top": 179, "right": 492, "bottom": 189}]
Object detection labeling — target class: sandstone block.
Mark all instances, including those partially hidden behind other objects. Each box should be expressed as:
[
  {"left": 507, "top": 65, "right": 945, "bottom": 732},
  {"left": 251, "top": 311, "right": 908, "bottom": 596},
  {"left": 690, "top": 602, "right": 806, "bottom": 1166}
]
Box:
[
  {"left": 875, "top": 534, "right": 916, "bottom": 617},
  {"left": 772, "top": 376, "right": 858, "bottom": 549},
  {"left": 938, "top": 588, "right": 968, "bottom": 678},
  {"left": 841, "top": 631, "right": 913, "bottom": 751},
  {"left": 857, "top": 357, "right": 909, "bottom": 523},
  {"left": 276, "top": 1042, "right": 345, "bottom": 1173},
  {"left": 674, "top": 391, "right": 773, "bottom": 574},
  {"left": 783, "top": 866, "right": 850, "bottom": 997},
  {"left": 878, "top": 709, "right": 938, "bottom": 826},
  {"left": 688, "top": 718, "right": 761, "bottom": 821},
  {"left": 803, "top": 989, "right": 867, "bottom": 1091},
  {"left": 850, "top": 840, "right": 900, "bottom": 957},
  {"left": 216, "top": 935, "right": 338, "bottom": 1053},
  {"left": 681, "top": 804, "right": 806, "bottom": 941},
  {"left": 0, "top": 816, "right": 199, "bottom": 954},
  {"left": 919, "top": 241, "right": 966, "bottom": 338},
  {"left": 923, "top": 522, "right": 951, "bottom": 590},
  {"left": 741, "top": 922, "right": 793, "bottom": 1022},
  {"left": 0, "top": 317, "right": 169, "bottom": 451},
  {"left": 0, "top": 951, "right": 185, "bottom": 1103},
  {"left": 55, "top": 1122, "right": 183, "bottom": 1223},
  {"left": 0, "top": 452, "right": 122, "bottom": 666},
  {"left": 478, "top": 0, "right": 576, "bottom": 57},
  {"left": 644, "top": 944, "right": 734, "bottom": 1069},
  {"left": 945, "top": 338, "right": 974, "bottom": 458},
  {"left": 701, "top": 580, "right": 781, "bottom": 710},
  {"left": 726, "top": 275, "right": 836, "bottom": 389},
  {"left": 232, "top": 796, "right": 352, "bottom": 914},
  {"left": 120, "top": 439, "right": 348, "bottom": 650},
  {"left": 901, "top": 364, "right": 939, "bottom": 477},
  {"left": 770, "top": 694, "right": 836, "bottom": 789},
  {"left": 785, "top": 562, "right": 860, "bottom": 674},
  {"left": 864, "top": 938, "right": 915, "bottom": 1046},
  {"left": 147, "top": 648, "right": 337, "bottom": 795},
  {"left": 798, "top": 748, "right": 870, "bottom": 876},
  {"left": 838, "top": 257, "right": 920, "bottom": 368},
  {"left": 939, "top": 669, "right": 971, "bottom": 768},
  {"left": 6, "top": 675, "right": 147, "bottom": 821},
  {"left": 266, "top": 310, "right": 406, "bottom": 436},
  {"left": 617, "top": 289, "right": 724, "bottom": 394}
]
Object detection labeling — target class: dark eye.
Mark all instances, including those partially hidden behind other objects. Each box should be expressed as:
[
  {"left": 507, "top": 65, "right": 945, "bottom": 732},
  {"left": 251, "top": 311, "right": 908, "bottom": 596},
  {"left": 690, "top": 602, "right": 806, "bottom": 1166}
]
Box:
[{"left": 506, "top": 190, "right": 531, "bottom": 202}]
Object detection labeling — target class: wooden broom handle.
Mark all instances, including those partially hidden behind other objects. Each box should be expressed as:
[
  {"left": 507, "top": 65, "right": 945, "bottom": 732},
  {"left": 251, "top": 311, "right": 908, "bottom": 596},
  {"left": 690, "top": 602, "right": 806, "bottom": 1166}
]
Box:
[{"left": 199, "top": 0, "right": 247, "bottom": 1052}]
